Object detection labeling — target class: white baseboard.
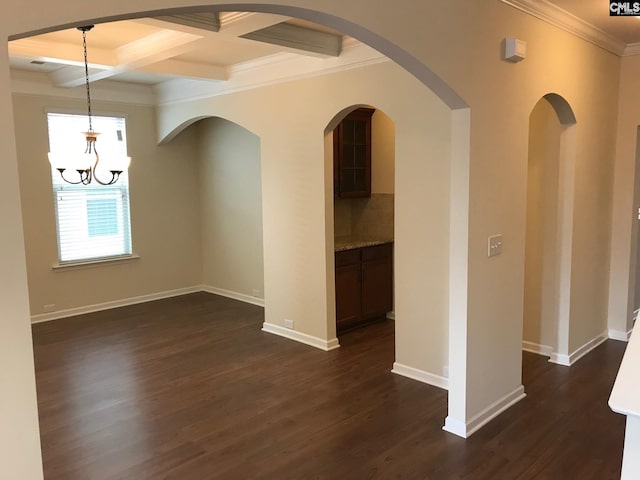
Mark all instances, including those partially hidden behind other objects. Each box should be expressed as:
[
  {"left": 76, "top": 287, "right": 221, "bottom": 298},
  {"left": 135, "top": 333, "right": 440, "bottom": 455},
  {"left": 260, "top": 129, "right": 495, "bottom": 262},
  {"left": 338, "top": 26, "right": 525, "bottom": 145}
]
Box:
[
  {"left": 609, "top": 328, "right": 634, "bottom": 342},
  {"left": 548, "top": 352, "right": 571, "bottom": 366},
  {"left": 386, "top": 311, "right": 395, "bottom": 320},
  {"left": 31, "top": 286, "right": 202, "bottom": 324},
  {"left": 442, "top": 416, "right": 467, "bottom": 438},
  {"left": 391, "top": 362, "right": 448, "bottom": 390},
  {"left": 443, "top": 385, "right": 526, "bottom": 438},
  {"left": 261, "top": 322, "right": 340, "bottom": 351},
  {"left": 549, "top": 330, "right": 608, "bottom": 366},
  {"left": 522, "top": 340, "right": 553, "bottom": 357},
  {"left": 201, "top": 285, "right": 265, "bottom": 307},
  {"left": 30, "top": 285, "right": 267, "bottom": 324}
]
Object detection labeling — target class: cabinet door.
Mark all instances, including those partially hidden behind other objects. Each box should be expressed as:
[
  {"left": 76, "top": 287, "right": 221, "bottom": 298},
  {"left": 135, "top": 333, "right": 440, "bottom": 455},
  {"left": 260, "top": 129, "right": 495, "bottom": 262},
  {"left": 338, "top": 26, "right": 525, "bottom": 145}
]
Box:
[
  {"left": 361, "top": 257, "right": 393, "bottom": 320},
  {"left": 335, "top": 263, "right": 361, "bottom": 328},
  {"left": 333, "top": 108, "right": 374, "bottom": 198}
]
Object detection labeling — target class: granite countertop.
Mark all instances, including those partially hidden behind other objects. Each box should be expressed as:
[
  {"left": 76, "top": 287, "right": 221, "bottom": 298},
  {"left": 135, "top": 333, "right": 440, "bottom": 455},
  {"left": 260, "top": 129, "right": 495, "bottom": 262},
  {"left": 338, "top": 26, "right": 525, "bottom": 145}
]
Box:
[{"left": 334, "top": 236, "right": 394, "bottom": 252}]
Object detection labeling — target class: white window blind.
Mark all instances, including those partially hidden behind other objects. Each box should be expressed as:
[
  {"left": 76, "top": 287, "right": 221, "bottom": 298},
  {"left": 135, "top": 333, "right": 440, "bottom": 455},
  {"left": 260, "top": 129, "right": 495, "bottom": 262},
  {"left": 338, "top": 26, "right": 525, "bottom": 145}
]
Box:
[{"left": 47, "top": 113, "right": 132, "bottom": 263}]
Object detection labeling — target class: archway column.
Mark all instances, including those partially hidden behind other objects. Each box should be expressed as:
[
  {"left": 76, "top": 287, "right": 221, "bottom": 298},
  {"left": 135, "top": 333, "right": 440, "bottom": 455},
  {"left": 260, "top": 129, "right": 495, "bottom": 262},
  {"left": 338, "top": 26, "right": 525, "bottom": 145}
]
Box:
[
  {"left": 443, "top": 108, "right": 471, "bottom": 437},
  {"left": 551, "top": 124, "right": 576, "bottom": 364},
  {"left": 0, "top": 39, "right": 44, "bottom": 479},
  {"left": 522, "top": 94, "right": 578, "bottom": 365}
]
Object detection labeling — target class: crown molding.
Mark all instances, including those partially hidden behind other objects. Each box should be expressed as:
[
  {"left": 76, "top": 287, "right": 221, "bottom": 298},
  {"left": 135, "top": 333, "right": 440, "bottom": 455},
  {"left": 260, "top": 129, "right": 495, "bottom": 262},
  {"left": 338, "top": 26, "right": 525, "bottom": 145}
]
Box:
[
  {"left": 9, "top": 69, "right": 156, "bottom": 106},
  {"left": 500, "top": 0, "right": 627, "bottom": 56},
  {"left": 155, "top": 39, "right": 388, "bottom": 105},
  {"left": 623, "top": 42, "right": 640, "bottom": 57}
]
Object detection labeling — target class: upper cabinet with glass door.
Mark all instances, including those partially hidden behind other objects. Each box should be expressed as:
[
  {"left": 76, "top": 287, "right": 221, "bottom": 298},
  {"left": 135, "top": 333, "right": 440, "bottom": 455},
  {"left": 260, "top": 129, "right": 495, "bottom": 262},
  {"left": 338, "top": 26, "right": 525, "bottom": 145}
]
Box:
[{"left": 333, "top": 108, "right": 374, "bottom": 198}]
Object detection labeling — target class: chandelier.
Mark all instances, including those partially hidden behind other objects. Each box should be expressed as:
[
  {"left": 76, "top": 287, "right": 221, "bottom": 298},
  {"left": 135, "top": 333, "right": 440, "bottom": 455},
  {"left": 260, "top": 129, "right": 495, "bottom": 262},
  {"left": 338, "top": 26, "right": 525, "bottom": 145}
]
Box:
[{"left": 48, "top": 25, "right": 130, "bottom": 185}]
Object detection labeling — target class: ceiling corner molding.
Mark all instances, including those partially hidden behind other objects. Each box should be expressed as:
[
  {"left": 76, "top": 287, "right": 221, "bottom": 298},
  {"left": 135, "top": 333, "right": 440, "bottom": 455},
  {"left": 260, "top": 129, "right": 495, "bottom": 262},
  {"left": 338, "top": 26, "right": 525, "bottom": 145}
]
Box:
[
  {"left": 499, "top": 0, "right": 627, "bottom": 56},
  {"left": 242, "top": 23, "right": 342, "bottom": 57},
  {"left": 10, "top": 69, "right": 156, "bottom": 106},
  {"left": 219, "top": 12, "right": 253, "bottom": 25},
  {"left": 156, "top": 13, "right": 220, "bottom": 32},
  {"left": 623, "top": 42, "right": 640, "bottom": 56},
  {"left": 156, "top": 41, "right": 388, "bottom": 105},
  {"left": 341, "top": 37, "right": 365, "bottom": 52}
]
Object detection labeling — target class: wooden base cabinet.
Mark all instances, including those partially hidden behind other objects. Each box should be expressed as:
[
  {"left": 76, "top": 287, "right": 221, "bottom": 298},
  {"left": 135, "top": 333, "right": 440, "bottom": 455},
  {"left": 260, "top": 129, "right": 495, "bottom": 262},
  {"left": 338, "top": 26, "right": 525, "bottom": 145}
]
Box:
[{"left": 335, "top": 243, "right": 393, "bottom": 333}]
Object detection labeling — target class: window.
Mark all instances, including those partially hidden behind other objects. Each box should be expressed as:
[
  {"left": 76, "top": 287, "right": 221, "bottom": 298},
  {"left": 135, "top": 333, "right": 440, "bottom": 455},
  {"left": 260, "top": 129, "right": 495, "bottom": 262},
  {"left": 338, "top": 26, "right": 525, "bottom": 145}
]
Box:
[{"left": 47, "top": 113, "right": 132, "bottom": 263}]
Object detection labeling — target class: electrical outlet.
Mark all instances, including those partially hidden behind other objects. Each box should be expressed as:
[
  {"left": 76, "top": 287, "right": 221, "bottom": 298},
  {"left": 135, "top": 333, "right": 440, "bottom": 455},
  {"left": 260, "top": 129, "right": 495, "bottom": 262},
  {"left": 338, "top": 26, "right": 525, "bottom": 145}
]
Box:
[
  {"left": 488, "top": 234, "right": 503, "bottom": 257},
  {"left": 43, "top": 304, "right": 56, "bottom": 313},
  {"left": 284, "top": 319, "right": 294, "bottom": 329},
  {"left": 443, "top": 365, "right": 449, "bottom": 378},
  {"left": 252, "top": 289, "right": 260, "bottom": 297}
]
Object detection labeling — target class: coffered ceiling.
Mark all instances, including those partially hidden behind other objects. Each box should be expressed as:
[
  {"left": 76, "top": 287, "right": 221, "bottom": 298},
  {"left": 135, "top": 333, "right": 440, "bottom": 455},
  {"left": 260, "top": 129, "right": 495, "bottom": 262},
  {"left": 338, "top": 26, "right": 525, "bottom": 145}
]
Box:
[
  {"left": 8, "top": 13, "right": 352, "bottom": 88},
  {"left": 7, "top": 2, "right": 640, "bottom": 102}
]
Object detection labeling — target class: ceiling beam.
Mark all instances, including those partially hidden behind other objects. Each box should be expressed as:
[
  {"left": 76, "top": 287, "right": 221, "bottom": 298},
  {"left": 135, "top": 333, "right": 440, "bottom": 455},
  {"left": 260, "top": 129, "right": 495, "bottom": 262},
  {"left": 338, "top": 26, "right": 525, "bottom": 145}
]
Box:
[
  {"left": 137, "top": 58, "right": 227, "bottom": 81},
  {"left": 50, "top": 57, "right": 228, "bottom": 87},
  {"left": 49, "top": 66, "right": 107, "bottom": 88},
  {"left": 135, "top": 13, "right": 340, "bottom": 59},
  {"left": 116, "top": 30, "right": 203, "bottom": 65},
  {"left": 132, "top": 12, "right": 287, "bottom": 38},
  {"left": 51, "top": 30, "right": 205, "bottom": 87},
  {"left": 155, "top": 12, "right": 220, "bottom": 33},
  {"left": 8, "top": 38, "right": 116, "bottom": 68},
  {"left": 218, "top": 12, "right": 290, "bottom": 36},
  {"left": 241, "top": 23, "right": 342, "bottom": 58}
]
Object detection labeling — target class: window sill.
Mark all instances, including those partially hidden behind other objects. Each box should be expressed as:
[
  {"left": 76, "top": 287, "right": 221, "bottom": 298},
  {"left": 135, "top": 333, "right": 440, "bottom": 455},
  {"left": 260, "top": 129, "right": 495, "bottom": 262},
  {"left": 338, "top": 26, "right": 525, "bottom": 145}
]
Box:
[{"left": 52, "top": 254, "right": 140, "bottom": 271}]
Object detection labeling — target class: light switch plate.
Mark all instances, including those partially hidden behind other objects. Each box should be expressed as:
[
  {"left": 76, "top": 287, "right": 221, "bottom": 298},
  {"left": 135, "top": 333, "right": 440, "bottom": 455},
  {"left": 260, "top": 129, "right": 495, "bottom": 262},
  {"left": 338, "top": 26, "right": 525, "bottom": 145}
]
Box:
[{"left": 488, "top": 234, "right": 503, "bottom": 257}]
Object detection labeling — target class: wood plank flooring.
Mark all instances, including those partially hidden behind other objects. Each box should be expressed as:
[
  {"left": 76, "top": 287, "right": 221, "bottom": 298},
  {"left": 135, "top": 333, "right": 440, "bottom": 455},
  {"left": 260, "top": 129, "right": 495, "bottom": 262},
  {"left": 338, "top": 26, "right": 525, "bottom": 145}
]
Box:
[{"left": 32, "top": 292, "right": 626, "bottom": 479}]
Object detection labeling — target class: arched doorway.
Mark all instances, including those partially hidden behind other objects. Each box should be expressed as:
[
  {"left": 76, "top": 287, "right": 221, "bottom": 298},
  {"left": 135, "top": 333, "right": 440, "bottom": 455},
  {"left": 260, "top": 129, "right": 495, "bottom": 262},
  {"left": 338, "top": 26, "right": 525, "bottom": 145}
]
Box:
[
  {"left": 195, "top": 117, "right": 264, "bottom": 304},
  {"left": 326, "top": 104, "right": 396, "bottom": 341},
  {"left": 1, "top": 5, "right": 474, "bottom": 478},
  {"left": 523, "top": 93, "right": 577, "bottom": 365}
]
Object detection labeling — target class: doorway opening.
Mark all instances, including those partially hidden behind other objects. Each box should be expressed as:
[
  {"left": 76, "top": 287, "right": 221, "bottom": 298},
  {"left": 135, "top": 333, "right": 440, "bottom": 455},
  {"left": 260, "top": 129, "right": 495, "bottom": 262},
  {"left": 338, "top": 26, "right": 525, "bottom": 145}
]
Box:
[
  {"left": 330, "top": 106, "right": 396, "bottom": 338},
  {"left": 523, "top": 93, "right": 577, "bottom": 366}
]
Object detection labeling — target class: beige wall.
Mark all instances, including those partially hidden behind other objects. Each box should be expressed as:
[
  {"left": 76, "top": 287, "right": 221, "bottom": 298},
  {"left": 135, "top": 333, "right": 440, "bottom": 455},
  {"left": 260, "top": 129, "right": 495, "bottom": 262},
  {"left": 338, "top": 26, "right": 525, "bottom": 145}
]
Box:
[
  {"left": 0, "top": 0, "right": 626, "bottom": 474},
  {"left": 371, "top": 109, "right": 395, "bottom": 194},
  {"left": 611, "top": 55, "right": 640, "bottom": 337},
  {"left": 158, "top": 60, "right": 452, "bottom": 380},
  {"left": 196, "top": 117, "right": 264, "bottom": 299},
  {"left": 523, "top": 98, "right": 562, "bottom": 351},
  {"left": 13, "top": 94, "right": 202, "bottom": 317}
]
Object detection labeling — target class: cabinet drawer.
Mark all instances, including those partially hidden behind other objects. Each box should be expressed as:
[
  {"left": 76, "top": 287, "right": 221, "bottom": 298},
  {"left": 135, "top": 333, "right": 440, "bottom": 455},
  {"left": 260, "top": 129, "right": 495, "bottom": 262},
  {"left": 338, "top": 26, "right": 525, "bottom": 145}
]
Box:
[
  {"left": 362, "top": 243, "right": 392, "bottom": 262},
  {"left": 335, "top": 248, "right": 361, "bottom": 267}
]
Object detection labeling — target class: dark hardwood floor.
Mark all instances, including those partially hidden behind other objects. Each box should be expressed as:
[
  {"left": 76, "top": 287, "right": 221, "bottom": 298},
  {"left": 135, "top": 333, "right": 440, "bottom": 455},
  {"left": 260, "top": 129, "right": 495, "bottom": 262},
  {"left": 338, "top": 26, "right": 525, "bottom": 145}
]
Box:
[{"left": 32, "top": 292, "right": 626, "bottom": 479}]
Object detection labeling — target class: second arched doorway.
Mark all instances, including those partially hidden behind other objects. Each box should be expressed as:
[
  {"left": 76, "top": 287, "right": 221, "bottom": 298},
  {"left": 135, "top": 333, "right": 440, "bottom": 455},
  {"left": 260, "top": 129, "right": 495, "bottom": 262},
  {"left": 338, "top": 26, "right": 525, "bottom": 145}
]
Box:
[{"left": 523, "top": 93, "right": 577, "bottom": 365}]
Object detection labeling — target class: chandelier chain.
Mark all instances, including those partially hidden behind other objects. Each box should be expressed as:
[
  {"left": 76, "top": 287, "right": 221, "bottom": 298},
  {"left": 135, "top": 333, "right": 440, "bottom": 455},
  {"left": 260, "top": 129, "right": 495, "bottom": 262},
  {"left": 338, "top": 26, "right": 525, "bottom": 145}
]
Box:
[
  {"left": 82, "top": 28, "right": 93, "bottom": 133},
  {"left": 48, "top": 25, "right": 129, "bottom": 186}
]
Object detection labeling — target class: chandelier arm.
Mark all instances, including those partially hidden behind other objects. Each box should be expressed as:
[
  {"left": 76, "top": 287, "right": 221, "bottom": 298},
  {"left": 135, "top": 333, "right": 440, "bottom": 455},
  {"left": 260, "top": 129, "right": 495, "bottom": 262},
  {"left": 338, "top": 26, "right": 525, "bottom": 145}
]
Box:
[
  {"left": 58, "top": 168, "right": 88, "bottom": 185},
  {"left": 91, "top": 150, "right": 118, "bottom": 186}
]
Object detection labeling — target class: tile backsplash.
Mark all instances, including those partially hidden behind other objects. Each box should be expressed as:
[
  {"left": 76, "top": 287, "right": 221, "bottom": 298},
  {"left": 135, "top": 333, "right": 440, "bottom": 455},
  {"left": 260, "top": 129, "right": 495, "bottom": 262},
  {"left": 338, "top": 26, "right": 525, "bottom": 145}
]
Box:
[{"left": 334, "top": 193, "right": 394, "bottom": 240}]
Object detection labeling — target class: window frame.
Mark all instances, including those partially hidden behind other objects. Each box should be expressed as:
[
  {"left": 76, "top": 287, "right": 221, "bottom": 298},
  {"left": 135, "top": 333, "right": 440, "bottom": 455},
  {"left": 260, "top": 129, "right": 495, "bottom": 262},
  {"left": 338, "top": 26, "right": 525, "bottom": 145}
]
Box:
[{"left": 46, "top": 109, "right": 135, "bottom": 267}]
